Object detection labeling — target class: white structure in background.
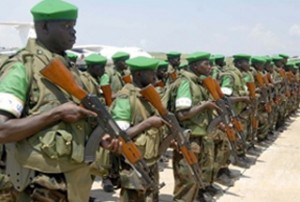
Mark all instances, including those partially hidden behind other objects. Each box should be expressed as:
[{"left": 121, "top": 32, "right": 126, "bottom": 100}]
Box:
[{"left": 0, "top": 22, "right": 152, "bottom": 62}]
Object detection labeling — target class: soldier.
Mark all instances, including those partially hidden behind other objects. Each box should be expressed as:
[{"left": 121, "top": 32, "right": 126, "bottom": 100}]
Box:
[
  {"left": 164, "top": 52, "right": 222, "bottom": 202},
  {"left": 0, "top": 1, "right": 119, "bottom": 201},
  {"left": 166, "top": 51, "right": 181, "bottom": 83},
  {"left": 100, "top": 51, "right": 130, "bottom": 95},
  {"left": 219, "top": 54, "right": 252, "bottom": 168},
  {"left": 110, "top": 56, "right": 167, "bottom": 202},
  {"left": 250, "top": 56, "right": 271, "bottom": 143}
]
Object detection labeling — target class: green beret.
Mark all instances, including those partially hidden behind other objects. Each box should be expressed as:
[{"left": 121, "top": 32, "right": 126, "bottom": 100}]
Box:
[
  {"left": 31, "top": 0, "right": 78, "bottom": 21},
  {"left": 272, "top": 56, "right": 283, "bottom": 62},
  {"left": 209, "top": 55, "right": 215, "bottom": 63},
  {"left": 112, "top": 51, "right": 130, "bottom": 62},
  {"left": 67, "top": 52, "right": 78, "bottom": 61},
  {"left": 233, "top": 54, "right": 251, "bottom": 61},
  {"left": 294, "top": 60, "right": 300, "bottom": 66},
  {"left": 178, "top": 62, "right": 188, "bottom": 69},
  {"left": 214, "top": 54, "right": 225, "bottom": 61},
  {"left": 186, "top": 52, "right": 211, "bottom": 64},
  {"left": 85, "top": 54, "right": 107, "bottom": 66},
  {"left": 263, "top": 56, "right": 272, "bottom": 63},
  {"left": 126, "top": 56, "right": 159, "bottom": 71},
  {"left": 157, "top": 60, "right": 169, "bottom": 69},
  {"left": 285, "top": 61, "right": 295, "bottom": 69},
  {"left": 166, "top": 51, "right": 181, "bottom": 59},
  {"left": 278, "top": 54, "right": 289, "bottom": 59},
  {"left": 251, "top": 56, "right": 266, "bottom": 65}
]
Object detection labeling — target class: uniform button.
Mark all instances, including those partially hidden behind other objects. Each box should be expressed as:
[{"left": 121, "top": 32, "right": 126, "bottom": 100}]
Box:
[{"left": 76, "top": 124, "right": 83, "bottom": 130}]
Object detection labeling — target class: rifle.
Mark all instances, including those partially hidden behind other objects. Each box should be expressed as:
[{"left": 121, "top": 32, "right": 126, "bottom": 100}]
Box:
[
  {"left": 140, "top": 84, "right": 204, "bottom": 187},
  {"left": 122, "top": 74, "right": 132, "bottom": 84},
  {"left": 100, "top": 84, "right": 113, "bottom": 106},
  {"left": 169, "top": 70, "right": 177, "bottom": 81},
  {"left": 154, "top": 80, "right": 165, "bottom": 88},
  {"left": 255, "top": 72, "right": 272, "bottom": 113},
  {"left": 246, "top": 82, "right": 258, "bottom": 138},
  {"left": 40, "top": 58, "right": 156, "bottom": 191},
  {"left": 202, "top": 77, "right": 242, "bottom": 163}
]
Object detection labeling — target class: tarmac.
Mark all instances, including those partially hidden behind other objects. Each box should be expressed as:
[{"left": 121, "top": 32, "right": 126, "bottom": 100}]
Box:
[{"left": 90, "top": 110, "right": 300, "bottom": 202}]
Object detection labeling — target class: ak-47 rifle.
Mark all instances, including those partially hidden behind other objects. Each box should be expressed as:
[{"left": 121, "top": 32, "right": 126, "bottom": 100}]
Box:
[
  {"left": 246, "top": 82, "right": 258, "bottom": 137},
  {"left": 40, "top": 58, "right": 156, "bottom": 191},
  {"left": 255, "top": 72, "right": 272, "bottom": 113},
  {"left": 202, "top": 77, "right": 242, "bottom": 163},
  {"left": 100, "top": 84, "right": 113, "bottom": 106},
  {"left": 122, "top": 74, "right": 132, "bottom": 84},
  {"left": 140, "top": 84, "right": 204, "bottom": 187}
]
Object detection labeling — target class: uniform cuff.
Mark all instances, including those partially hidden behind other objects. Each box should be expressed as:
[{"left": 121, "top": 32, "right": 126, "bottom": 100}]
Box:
[{"left": 0, "top": 93, "right": 24, "bottom": 118}]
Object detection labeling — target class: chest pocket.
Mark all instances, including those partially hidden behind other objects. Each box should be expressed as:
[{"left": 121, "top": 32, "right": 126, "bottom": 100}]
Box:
[{"left": 128, "top": 91, "right": 161, "bottom": 161}]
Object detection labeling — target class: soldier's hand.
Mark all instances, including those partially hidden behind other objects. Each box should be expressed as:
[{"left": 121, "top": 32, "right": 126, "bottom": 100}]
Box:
[
  {"left": 146, "top": 116, "right": 171, "bottom": 128},
  {"left": 100, "top": 134, "right": 121, "bottom": 153},
  {"left": 209, "top": 102, "right": 223, "bottom": 114},
  {"left": 53, "top": 102, "right": 97, "bottom": 123}
]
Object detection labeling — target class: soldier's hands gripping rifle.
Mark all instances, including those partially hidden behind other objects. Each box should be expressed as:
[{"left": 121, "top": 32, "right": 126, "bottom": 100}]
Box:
[
  {"left": 255, "top": 72, "right": 272, "bottom": 113},
  {"left": 202, "top": 77, "right": 241, "bottom": 162},
  {"left": 140, "top": 84, "right": 204, "bottom": 187},
  {"left": 40, "top": 58, "right": 156, "bottom": 191},
  {"left": 203, "top": 77, "right": 249, "bottom": 150}
]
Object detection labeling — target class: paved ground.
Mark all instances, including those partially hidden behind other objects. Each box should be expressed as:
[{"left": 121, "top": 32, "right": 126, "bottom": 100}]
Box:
[{"left": 90, "top": 111, "right": 300, "bottom": 202}]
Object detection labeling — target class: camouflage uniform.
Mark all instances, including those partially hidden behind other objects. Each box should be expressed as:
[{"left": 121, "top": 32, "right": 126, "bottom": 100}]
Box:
[
  {"left": 111, "top": 83, "right": 163, "bottom": 202},
  {"left": 0, "top": 39, "right": 97, "bottom": 202},
  {"left": 166, "top": 70, "right": 216, "bottom": 201}
]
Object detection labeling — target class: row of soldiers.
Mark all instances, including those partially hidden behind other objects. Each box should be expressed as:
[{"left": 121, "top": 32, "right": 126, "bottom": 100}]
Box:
[
  {"left": 0, "top": 0, "right": 299, "bottom": 201},
  {"left": 66, "top": 49, "right": 300, "bottom": 202}
]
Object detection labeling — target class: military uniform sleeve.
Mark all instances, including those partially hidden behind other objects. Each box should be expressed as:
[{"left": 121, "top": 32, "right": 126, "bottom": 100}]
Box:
[
  {"left": 220, "top": 74, "right": 234, "bottom": 96},
  {"left": 111, "top": 97, "right": 131, "bottom": 130},
  {"left": 99, "top": 73, "right": 110, "bottom": 86},
  {"left": 175, "top": 79, "right": 192, "bottom": 111},
  {"left": 0, "top": 62, "right": 30, "bottom": 118}
]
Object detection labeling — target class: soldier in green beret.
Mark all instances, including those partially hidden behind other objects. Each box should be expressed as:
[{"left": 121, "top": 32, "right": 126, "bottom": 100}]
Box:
[
  {"left": 163, "top": 52, "right": 224, "bottom": 201},
  {"left": 166, "top": 51, "right": 181, "bottom": 82},
  {"left": 272, "top": 56, "right": 289, "bottom": 130},
  {"left": 250, "top": 56, "right": 273, "bottom": 143},
  {"left": 219, "top": 54, "right": 253, "bottom": 168},
  {"left": 100, "top": 51, "right": 130, "bottom": 95},
  {"left": 110, "top": 56, "right": 167, "bottom": 201},
  {"left": 0, "top": 0, "right": 120, "bottom": 201}
]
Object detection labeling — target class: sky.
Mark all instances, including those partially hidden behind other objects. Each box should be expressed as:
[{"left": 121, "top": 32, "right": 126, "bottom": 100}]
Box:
[{"left": 0, "top": 0, "right": 300, "bottom": 56}]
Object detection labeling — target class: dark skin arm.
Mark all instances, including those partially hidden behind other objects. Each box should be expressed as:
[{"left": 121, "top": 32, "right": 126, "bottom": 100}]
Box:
[
  {"left": 126, "top": 116, "right": 169, "bottom": 139},
  {"left": 0, "top": 102, "right": 119, "bottom": 152},
  {"left": 176, "top": 101, "right": 222, "bottom": 121}
]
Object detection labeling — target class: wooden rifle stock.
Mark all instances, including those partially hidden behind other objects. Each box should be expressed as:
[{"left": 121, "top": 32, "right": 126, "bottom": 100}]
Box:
[
  {"left": 40, "top": 58, "right": 87, "bottom": 100},
  {"left": 246, "top": 82, "right": 256, "bottom": 98},
  {"left": 100, "top": 85, "right": 113, "bottom": 106},
  {"left": 122, "top": 74, "right": 132, "bottom": 84},
  {"left": 202, "top": 77, "right": 221, "bottom": 100},
  {"left": 169, "top": 71, "right": 177, "bottom": 81},
  {"left": 255, "top": 73, "right": 265, "bottom": 87},
  {"left": 140, "top": 85, "right": 168, "bottom": 116}
]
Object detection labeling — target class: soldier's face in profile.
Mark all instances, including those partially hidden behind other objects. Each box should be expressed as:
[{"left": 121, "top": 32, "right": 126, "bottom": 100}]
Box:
[
  {"left": 197, "top": 60, "right": 211, "bottom": 76},
  {"left": 169, "top": 57, "right": 180, "bottom": 67},
  {"left": 140, "top": 70, "right": 156, "bottom": 87},
  {"left": 45, "top": 20, "right": 77, "bottom": 51},
  {"left": 240, "top": 60, "right": 250, "bottom": 71}
]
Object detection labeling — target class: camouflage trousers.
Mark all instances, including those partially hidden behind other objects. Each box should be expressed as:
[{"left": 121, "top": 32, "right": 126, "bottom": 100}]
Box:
[
  {"left": 257, "top": 104, "right": 270, "bottom": 141},
  {"left": 119, "top": 163, "right": 159, "bottom": 202},
  {"left": 212, "top": 130, "right": 231, "bottom": 181},
  {"left": 173, "top": 134, "right": 216, "bottom": 202}
]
